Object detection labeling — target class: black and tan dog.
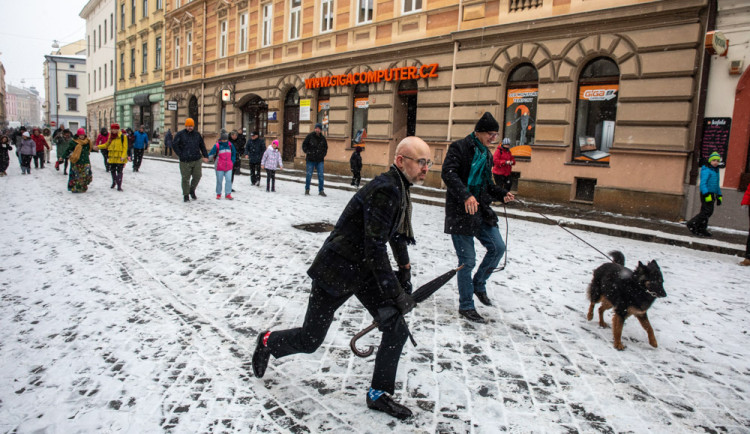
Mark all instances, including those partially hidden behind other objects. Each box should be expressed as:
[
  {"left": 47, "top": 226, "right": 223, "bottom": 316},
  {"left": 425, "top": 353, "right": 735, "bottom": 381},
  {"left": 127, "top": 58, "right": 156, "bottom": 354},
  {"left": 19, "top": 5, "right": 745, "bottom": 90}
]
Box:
[{"left": 586, "top": 251, "right": 667, "bottom": 350}]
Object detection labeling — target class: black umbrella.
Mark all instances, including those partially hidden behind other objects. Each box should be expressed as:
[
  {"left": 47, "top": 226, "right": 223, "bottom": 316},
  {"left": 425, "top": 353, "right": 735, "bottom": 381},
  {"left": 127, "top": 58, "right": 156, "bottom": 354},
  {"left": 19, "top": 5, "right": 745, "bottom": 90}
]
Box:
[{"left": 350, "top": 265, "right": 464, "bottom": 357}]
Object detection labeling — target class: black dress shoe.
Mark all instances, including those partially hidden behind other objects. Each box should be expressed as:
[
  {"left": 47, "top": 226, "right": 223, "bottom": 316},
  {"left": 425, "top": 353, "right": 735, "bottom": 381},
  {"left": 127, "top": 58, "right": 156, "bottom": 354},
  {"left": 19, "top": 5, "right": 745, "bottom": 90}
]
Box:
[
  {"left": 190, "top": 189, "right": 197, "bottom": 200},
  {"left": 459, "top": 309, "right": 486, "bottom": 323},
  {"left": 252, "top": 331, "right": 271, "bottom": 378},
  {"left": 475, "top": 292, "right": 492, "bottom": 306},
  {"left": 366, "top": 394, "right": 412, "bottom": 420},
  {"left": 184, "top": 195, "right": 190, "bottom": 202}
]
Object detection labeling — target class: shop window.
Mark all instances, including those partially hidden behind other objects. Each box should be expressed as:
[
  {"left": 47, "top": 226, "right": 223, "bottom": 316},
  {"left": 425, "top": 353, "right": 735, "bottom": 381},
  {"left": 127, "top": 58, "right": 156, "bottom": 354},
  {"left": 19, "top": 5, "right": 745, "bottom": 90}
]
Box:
[
  {"left": 317, "top": 87, "right": 330, "bottom": 136},
  {"left": 352, "top": 83, "right": 368, "bottom": 145},
  {"left": 242, "top": 96, "right": 268, "bottom": 137},
  {"left": 573, "top": 57, "right": 619, "bottom": 164},
  {"left": 503, "top": 64, "right": 537, "bottom": 158}
]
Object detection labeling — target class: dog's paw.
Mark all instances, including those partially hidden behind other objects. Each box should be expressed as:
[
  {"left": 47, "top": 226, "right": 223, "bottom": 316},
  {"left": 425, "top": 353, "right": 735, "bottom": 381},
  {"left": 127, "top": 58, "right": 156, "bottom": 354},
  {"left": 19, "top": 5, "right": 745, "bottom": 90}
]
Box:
[
  {"left": 586, "top": 313, "right": 593, "bottom": 321},
  {"left": 649, "top": 339, "right": 658, "bottom": 348},
  {"left": 614, "top": 342, "right": 625, "bottom": 351},
  {"left": 598, "top": 322, "right": 609, "bottom": 329}
]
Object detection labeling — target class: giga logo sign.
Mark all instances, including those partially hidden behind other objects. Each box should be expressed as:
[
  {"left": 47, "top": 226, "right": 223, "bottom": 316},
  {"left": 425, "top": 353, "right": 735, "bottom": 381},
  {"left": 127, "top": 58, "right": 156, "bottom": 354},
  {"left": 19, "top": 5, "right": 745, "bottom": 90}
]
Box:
[{"left": 580, "top": 85, "right": 618, "bottom": 101}]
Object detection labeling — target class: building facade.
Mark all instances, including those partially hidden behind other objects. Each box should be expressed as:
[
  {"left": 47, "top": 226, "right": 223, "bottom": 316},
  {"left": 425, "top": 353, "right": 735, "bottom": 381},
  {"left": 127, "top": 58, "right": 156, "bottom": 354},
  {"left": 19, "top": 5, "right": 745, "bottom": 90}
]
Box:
[
  {"left": 44, "top": 41, "right": 88, "bottom": 131},
  {"left": 0, "top": 61, "right": 6, "bottom": 128},
  {"left": 81, "top": 0, "right": 118, "bottom": 135},
  {"left": 115, "top": 0, "right": 166, "bottom": 138},
  {"left": 6, "top": 84, "right": 42, "bottom": 127},
  {"left": 164, "top": 0, "right": 713, "bottom": 221}
]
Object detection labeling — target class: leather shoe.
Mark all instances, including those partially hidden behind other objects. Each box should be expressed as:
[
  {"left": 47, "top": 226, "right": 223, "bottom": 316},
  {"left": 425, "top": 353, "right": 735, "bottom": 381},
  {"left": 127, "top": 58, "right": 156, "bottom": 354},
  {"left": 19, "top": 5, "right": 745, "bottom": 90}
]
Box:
[
  {"left": 366, "top": 394, "right": 412, "bottom": 420},
  {"left": 252, "top": 331, "right": 271, "bottom": 378},
  {"left": 475, "top": 292, "right": 492, "bottom": 306},
  {"left": 459, "top": 309, "right": 486, "bottom": 323}
]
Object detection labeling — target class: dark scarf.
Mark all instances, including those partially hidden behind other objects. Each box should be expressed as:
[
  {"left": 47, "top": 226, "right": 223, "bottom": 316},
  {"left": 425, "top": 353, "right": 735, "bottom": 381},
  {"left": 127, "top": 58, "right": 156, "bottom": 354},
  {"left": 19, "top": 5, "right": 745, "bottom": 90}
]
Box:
[{"left": 390, "top": 165, "right": 415, "bottom": 245}]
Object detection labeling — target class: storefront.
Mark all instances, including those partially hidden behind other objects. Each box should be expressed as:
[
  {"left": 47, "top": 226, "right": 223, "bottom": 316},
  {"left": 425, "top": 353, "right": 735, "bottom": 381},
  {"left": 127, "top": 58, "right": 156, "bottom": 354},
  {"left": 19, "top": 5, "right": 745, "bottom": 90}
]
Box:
[{"left": 115, "top": 82, "right": 165, "bottom": 140}]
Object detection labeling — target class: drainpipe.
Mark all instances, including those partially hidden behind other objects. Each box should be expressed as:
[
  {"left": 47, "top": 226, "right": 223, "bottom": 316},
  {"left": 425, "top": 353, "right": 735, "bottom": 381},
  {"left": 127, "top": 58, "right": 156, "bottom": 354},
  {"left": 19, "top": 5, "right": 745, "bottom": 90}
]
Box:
[
  {"left": 200, "top": 0, "right": 207, "bottom": 134},
  {"left": 447, "top": 40, "right": 459, "bottom": 141}
]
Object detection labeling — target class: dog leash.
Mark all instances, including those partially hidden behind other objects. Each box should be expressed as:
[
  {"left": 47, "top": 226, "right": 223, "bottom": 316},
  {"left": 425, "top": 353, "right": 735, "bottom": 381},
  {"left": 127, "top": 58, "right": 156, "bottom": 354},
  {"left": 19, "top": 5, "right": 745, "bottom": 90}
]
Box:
[{"left": 515, "top": 198, "right": 615, "bottom": 263}]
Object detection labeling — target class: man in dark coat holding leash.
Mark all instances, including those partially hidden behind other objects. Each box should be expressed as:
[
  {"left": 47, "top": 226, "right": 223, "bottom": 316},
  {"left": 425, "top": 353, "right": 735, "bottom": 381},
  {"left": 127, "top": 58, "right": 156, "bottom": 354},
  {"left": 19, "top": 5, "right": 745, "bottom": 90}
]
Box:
[
  {"left": 252, "top": 136, "right": 432, "bottom": 420},
  {"left": 442, "top": 112, "right": 515, "bottom": 323},
  {"left": 244, "top": 131, "right": 265, "bottom": 186}
]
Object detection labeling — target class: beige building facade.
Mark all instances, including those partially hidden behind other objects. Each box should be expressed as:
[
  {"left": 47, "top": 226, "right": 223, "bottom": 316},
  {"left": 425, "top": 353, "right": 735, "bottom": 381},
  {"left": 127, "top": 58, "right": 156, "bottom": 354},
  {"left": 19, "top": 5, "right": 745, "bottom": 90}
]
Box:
[{"left": 164, "top": 0, "right": 711, "bottom": 221}]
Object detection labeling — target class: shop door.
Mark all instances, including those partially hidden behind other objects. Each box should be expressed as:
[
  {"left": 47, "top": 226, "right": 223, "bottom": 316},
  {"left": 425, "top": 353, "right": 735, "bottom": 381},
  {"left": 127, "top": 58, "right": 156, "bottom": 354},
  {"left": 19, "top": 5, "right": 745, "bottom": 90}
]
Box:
[{"left": 283, "top": 88, "right": 300, "bottom": 162}]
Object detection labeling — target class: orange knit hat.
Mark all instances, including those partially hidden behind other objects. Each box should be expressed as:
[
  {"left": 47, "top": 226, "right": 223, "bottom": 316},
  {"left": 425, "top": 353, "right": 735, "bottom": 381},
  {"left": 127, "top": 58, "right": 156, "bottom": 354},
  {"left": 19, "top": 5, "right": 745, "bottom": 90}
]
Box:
[{"left": 185, "top": 118, "right": 195, "bottom": 127}]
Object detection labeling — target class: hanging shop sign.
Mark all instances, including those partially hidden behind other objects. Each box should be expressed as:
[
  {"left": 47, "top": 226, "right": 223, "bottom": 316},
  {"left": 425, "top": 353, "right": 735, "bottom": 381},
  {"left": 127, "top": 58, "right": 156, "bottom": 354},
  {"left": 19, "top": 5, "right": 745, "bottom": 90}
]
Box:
[
  {"left": 167, "top": 101, "right": 177, "bottom": 111},
  {"left": 705, "top": 31, "right": 729, "bottom": 56},
  {"left": 305, "top": 64, "right": 439, "bottom": 89}
]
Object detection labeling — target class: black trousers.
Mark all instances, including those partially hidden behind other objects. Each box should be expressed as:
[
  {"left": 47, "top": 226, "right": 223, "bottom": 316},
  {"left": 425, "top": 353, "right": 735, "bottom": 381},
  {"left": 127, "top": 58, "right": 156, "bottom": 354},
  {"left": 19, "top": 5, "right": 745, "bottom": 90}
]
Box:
[
  {"left": 34, "top": 151, "right": 45, "bottom": 168},
  {"left": 110, "top": 163, "right": 124, "bottom": 188},
  {"left": 101, "top": 149, "right": 110, "bottom": 172},
  {"left": 265, "top": 169, "right": 276, "bottom": 191},
  {"left": 351, "top": 170, "right": 361, "bottom": 187},
  {"left": 266, "top": 282, "right": 409, "bottom": 394},
  {"left": 493, "top": 174, "right": 512, "bottom": 192},
  {"left": 164, "top": 147, "right": 173, "bottom": 157},
  {"left": 249, "top": 163, "right": 262, "bottom": 185},
  {"left": 687, "top": 199, "right": 715, "bottom": 232},
  {"left": 132, "top": 148, "right": 145, "bottom": 170}
]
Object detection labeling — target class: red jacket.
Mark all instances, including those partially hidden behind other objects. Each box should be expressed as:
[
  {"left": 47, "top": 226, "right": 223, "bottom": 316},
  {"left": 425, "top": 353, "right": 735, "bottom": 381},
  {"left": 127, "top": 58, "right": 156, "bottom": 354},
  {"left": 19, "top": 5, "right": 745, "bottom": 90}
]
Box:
[
  {"left": 31, "top": 133, "right": 49, "bottom": 152},
  {"left": 492, "top": 146, "right": 515, "bottom": 176},
  {"left": 742, "top": 184, "right": 750, "bottom": 207}
]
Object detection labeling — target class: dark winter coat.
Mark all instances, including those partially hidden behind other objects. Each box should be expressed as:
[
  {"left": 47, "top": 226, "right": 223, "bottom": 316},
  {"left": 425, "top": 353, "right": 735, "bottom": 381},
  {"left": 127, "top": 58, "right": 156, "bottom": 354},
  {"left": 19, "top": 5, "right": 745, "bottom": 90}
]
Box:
[
  {"left": 442, "top": 133, "right": 509, "bottom": 236},
  {"left": 172, "top": 129, "right": 208, "bottom": 162},
  {"left": 230, "top": 135, "right": 246, "bottom": 158},
  {"left": 245, "top": 137, "right": 266, "bottom": 164},
  {"left": 350, "top": 150, "right": 362, "bottom": 172},
  {"left": 302, "top": 131, "right": 328, "bottom": 163},
  {"left": 307, "top": 166, "right": 411, "bottom": 300},
  {"left": 164, "top": 130, "right": 173, "bottom": 149}
]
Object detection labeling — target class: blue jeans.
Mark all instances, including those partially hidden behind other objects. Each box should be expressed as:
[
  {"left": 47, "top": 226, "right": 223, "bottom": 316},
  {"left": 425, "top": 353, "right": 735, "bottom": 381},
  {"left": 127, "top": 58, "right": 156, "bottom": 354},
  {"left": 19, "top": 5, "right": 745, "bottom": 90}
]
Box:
[
  {"left": 305, "top": 161, "right": 325, "bottom": 192},
  {"left": 451, "top": 223, "right": 506, "bottom": 311},
  {"left": 216, "top": 170, "right": 232, "bottom": 195}
]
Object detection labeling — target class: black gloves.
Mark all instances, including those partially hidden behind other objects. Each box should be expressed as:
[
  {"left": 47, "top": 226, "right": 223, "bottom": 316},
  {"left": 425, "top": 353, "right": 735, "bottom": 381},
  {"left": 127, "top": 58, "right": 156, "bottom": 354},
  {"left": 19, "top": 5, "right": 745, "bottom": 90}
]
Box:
[
  {"left": 396, "top": 267, "right": 412, "bottom": 295},
  {"left": 393, "top": 291, "right": 415, "bottom": 315}
]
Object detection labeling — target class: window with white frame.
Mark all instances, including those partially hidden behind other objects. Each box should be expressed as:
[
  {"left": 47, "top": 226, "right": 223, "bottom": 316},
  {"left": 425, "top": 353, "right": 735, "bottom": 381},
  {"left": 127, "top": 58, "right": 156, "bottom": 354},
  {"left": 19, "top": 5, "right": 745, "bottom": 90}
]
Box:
[
  {"left": 174, "top": 36, "right": 181, "bottom": 68},
  {"left": 93, "top": 30, "right": 96, "bottom": 53},
  {"left": 155, "top": 36, "right": 162, "bottom": 69},
  {"left": 104, "top": 63, "right": 107, "bottom": 88},
  {"left": 111, "top": 60, "right": 114, "bottom": 84},
  {"left": 99, "top": 25, "right": 102, "bottom": 47},
  {"left": 357, "top": 0, "right": 373, "bottom": 24},
  {"left": 99, "top": 67, "right": 102, "bottom": 90},
  {"left": 403, "top": 0, "right": 421, "bottom": 14},
  {"left": 143, "top": 0, "right": 148, "bottom": 17},
  {"left": 156, "top": 0, "right": 162, "bottom": 9},
  {"left": 262, "top": 3, "right": 272, "bottom": 47},
  {"left": 219, "top": 20, "right": 228, "bottom": 57},
  {"left": 131, "top": 0, "right": 135, "bottom": 24},
  {"left": 186, "top": 31, "right": 192, "bottom": 65},
  {"left": 142, "top": 42, "right": 148, "bottom": 73},
  {"left": 321, "top": 0, "right": 333, "bottom": 33},
  {"left": 289, "top": 0, "right": 301, "bottom": 40},
  {"left": 239, "top": 13, "right": 248, "bottom": 52},
  {"left": 104, "top": 20, "right": 107, "bottom": 43},
  {"left": 121, "top": 3, "right": 125, "bottom": 29}
]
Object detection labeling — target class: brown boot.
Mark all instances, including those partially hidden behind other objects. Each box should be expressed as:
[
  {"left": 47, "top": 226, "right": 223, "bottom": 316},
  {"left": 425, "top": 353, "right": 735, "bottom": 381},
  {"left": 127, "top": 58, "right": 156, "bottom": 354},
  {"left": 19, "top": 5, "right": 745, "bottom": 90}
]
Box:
[{"left": 740, "top": 258, "right": 750, "bottom": 266}]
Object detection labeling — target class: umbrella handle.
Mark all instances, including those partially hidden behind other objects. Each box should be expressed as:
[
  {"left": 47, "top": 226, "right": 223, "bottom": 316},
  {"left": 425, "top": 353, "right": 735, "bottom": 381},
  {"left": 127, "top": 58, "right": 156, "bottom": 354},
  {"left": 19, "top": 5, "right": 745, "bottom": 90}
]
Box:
[{"left": 350, "top": 322, "right": 378, "bottom": 358}]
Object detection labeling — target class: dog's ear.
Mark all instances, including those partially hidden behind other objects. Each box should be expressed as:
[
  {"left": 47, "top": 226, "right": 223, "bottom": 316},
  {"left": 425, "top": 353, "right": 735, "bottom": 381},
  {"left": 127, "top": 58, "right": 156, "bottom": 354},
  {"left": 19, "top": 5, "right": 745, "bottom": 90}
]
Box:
[{"left": 638, "top": 261, "right": 644, "bottom": 269}]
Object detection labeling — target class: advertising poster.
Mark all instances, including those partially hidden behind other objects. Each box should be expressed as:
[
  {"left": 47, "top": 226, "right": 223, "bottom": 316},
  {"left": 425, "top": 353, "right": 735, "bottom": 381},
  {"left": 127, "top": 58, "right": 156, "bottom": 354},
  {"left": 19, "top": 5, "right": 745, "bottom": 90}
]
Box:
[
  {"left": 504, "top": 87, "right": 537, "bottom": 158},
  {"left": 299, "top": 99, "right": 311, "bottom": 121}
]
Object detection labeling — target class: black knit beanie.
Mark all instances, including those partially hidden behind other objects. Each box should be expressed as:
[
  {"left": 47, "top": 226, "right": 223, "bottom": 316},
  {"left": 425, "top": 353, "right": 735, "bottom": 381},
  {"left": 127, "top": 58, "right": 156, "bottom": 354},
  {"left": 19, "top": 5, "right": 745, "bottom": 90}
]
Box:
[{"left": 475, "top": 112, "right": 499, "bottom": 132}]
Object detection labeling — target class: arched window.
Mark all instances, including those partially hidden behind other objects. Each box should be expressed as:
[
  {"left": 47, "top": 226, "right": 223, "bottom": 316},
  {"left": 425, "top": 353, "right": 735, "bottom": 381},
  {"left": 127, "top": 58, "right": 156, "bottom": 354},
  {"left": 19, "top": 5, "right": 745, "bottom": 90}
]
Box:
[
  {"left": 573, "top": 57, "right": 619, "bottom": 163},
  {"left": 188, "top": 95, "right": 199, "bottom": 127},
  {"left": 241, "top": 96, "right": 268, "bottom": 137},
  {"left": 398, "top": 79, "right": 418, "bottom": 138},
  {"left": 504, "top": 64, "right": 538, "bottom": 151},
  {"left": 317, "top": 87, "right": 330, "bottom": 136},
  {"left": 352, "top": 83, "right": 368, "bottom": 145}
]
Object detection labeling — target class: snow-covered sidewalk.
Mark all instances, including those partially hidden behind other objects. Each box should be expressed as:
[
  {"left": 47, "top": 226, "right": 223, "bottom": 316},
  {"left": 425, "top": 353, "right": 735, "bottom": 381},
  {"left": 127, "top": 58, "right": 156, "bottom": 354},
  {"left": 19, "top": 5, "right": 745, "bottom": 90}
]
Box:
[{"left": 1, "top": 158, "right": 748, "bottom": 433}]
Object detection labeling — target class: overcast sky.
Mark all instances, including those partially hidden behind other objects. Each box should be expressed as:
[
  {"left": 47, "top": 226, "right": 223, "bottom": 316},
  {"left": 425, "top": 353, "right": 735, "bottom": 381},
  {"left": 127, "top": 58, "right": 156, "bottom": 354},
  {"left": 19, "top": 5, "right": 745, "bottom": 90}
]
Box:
[{"left": 1, "top": 1, "right": 87, "bottom": 100}]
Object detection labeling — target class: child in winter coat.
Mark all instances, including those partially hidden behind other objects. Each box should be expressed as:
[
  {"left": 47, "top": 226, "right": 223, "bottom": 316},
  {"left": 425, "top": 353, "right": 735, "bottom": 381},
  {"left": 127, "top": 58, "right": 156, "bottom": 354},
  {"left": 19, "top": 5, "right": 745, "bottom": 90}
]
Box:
[
  {"left": 18, "top": 132, "right": 36, "bottom": 174},
  {"left": 492, "top": 138, "right": 516, "bottom": 191},
  {"left": 687, "top": 152, "right": 723, "bottom": 237},
  {"left": 31, "top": 128, "right": 50, "bottom": 169},
  {"left": 261, "top": 140, "right": 283, "bottom": 192},
  {"left": 208, "top": 131, "right": 236, "bottom": 200},
  {"left": 350, "top": 145, "right": 363, "bottom": 189},
  {"left": 0, "top": 135, "right": 12, "bottom": 176}
]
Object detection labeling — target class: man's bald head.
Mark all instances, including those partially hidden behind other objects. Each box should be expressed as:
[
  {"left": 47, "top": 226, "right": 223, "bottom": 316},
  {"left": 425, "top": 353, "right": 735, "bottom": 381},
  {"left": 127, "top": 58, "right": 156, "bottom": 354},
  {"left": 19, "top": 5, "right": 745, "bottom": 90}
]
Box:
[
  {"left": 394, "top": 136, "right": 431, "bottom": 185},
  {"left": 394, "top": 136, "right": 430, "bottom": 164}
]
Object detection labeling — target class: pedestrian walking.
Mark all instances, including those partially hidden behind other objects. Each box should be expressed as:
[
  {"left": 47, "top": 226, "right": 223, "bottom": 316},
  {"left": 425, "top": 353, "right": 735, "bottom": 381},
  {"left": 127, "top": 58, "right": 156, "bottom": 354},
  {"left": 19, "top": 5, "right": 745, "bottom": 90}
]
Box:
[
  {"left": 686, "top": 152, "right": 723, "bottom": 237},
  {"left": 208, "top": 131, "right": 235, "bottom": 200},
  {"left": 172, "top": 118, "right": 209, "bottom": 202},
  {"left": 740, "top": 183, "right": 750, "bottom": 266},
  {"left": 350, "top": 145, "right": 363, "bottom": 189},
  {"left": 18, "top": 132, "right": 36, "bottom": 175},
  {"left": 98, "top": 123, "right": 129, "bottom": 191},
  {"left": 261, "top": 140, "right": 283, "bottom": 192},
  {"left": 164, "top": 129, "right": 173, "bottom": 157},
  {"left": 31, "top": 128, "right": 50, "bottom": 169},
  {"left": 244, "top": 131, "right": 265, "bottom": 186},
  {"left": 54, "top": 129, "right": 74, "bottom": 175},
  {"left": 302, "top": 123, "right": 328, "bottom": 196},
  {"left": 441, "top": 112, "right": 515, "bottom": 323},
  {"left": 132, "top": 125, "right": 149, "bottom": 172},
  {"left": 0, "top": 135, "right": 12, "bottom": 176},
  {"left": 229, "top": 130, "right": 245, "bottom": 189},
  {"left": 95, "top": 127, "right": 110, "bottom": 172},
  {"left": 12, "top": 126, "right": 26, "bottom": 167},
  {"left": 492, "top": 137, "right": 516, "bottom": 191},
  {"left": 252, "top": 137, "right": 432, "bottom": 420},
  {"left": 42, "top": 128, "right": 52, "bottom": 163},
  {"left": 58, "top": 128, "right": 93, "bottom": 193}
]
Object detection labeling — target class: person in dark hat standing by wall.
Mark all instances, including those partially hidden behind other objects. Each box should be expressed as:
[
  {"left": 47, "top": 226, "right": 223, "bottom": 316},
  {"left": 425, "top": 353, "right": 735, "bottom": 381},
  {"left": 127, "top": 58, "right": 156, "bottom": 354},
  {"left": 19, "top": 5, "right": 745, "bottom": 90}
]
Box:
[
  {"left": 172, "top": 118, "right": 209, "bottom": 202},
  {"left": 302, "top": 123, "right": 328, "bottom": 196},
  {"left": 229, "top": 130, "right": 245, "bottom": 190},
  {"left": 252, "top": 136, "right": 432, "bottom": 420},
  {"left": 441, "top": 112, "right": 515, "bottom": 323},
  {"left": 244, "top": 131, "right": 265, "bottom": 187}
]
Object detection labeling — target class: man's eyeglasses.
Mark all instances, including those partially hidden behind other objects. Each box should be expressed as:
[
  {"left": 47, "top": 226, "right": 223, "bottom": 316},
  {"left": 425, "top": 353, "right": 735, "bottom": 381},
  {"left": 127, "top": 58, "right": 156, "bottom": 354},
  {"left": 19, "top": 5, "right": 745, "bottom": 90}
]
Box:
[{"left": 401, "top": 155, "right": 433, "bottom": 169}]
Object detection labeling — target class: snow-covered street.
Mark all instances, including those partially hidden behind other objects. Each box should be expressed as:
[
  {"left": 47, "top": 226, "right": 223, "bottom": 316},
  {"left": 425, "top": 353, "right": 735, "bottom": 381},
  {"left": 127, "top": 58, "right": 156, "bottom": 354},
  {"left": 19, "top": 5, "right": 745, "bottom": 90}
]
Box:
[{"left": 1, "top": 156, "right": 748, "bottom": 433}]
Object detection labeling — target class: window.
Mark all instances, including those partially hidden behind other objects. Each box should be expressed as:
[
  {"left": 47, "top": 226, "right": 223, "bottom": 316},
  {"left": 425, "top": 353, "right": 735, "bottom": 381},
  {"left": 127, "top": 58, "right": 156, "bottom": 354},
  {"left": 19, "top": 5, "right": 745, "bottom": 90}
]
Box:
[
  {"left": 143, "top": 0, "right": 148, "bottom": 17},
  {"left": 239, "top": 13, "right": 248, "bottom": 52},
  {"left": 104, "top": 20, "right": 107, "bottom": 44},
  {"left": 99, "top": 67, "right": 102, "bottom": 90},
  {"left": 67, "top": 74, "right": 77, "bottom": 88},
  {"left": 174, "top": 36, "right": 180, "bottom": 68},
  {"left": 111, "top": 13, "right": 114, "bottom": 38},
  {"left": 503, "top": 64, "right": 538, "bottom": 150},
  {"left": 93, "top": 30, "right": 96, "bottom": 53},
  {"left": 142, "top": 42, "right": 148, "bottom": 73},
  {"left": 131, "top": 0, "right": 136, "bottom": 24},
  {"left": 357, "top": 0, "right": 372, "bottom": 24},
  {"left": 156, "top": 0, "right": 162, "bottom": 9},
  {"left": 104, "top": 64, "right": 107, "bottom": 88},
  {"left": 91, "top": 72, "right": 95, "bottom": 93},
  {"left": 186, "top": 32, "right": 192, "bottom": 66},
  {"left": 121, "top": 4, "right": 125, "bottom": 30},
  {"left": 120, "top": 52, "right": 125, "bottom": 79},
  {"left": 573, "top": 57, "right": 620, "bottom": 163},
  {"left": 111, "top": 60, "right": 114, "bottom": 85},
  {"left": 289, "top": 0, "right": 301, "bottom": 40},
  {"left": 87, "top": 35, "right": 91, "bottom": 55},
  {"left": 262, "top": 3, "right": 272, "bottom": 47},
  {"left": 130, "top": 47, "right": 136, "bottom": 76},
  {"left": 352, "top": 83, "right": 369, "bottom": 141},
  {"left": 219, "top": 20, "right": 228, "bottom": 58},
  {"left": 175, "top": 0, "right": 180, "bottom": 8},
  {"left": 321, "top": 0, "right": 333, "bottom": 33},
  {"left": 317, "top": 87, "right": 330, "bottom": 136},
  {"left": 155, "top": 37, "right": 162, "bottom": 69},
  {"left": 99, "top": 25, "right": 102, "bottom": 47},
  {"left": 403, "top": 0, "right": 422, "bottom": 14},
  {"left": 68, "top": 97, "right": 78, "bottom": 112}
]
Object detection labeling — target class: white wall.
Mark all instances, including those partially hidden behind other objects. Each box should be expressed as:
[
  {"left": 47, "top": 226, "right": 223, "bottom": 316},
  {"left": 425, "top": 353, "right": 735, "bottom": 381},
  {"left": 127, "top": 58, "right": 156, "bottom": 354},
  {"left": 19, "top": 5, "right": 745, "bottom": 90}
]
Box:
[{"left": 83, "top": 0, "right": 116, "bottom": 104}]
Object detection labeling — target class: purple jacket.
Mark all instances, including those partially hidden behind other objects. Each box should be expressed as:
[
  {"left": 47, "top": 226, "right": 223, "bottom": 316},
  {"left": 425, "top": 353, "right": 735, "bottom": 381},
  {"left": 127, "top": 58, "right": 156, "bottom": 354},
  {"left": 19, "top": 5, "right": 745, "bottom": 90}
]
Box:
[{"left": 261, "top": 146, "right": 283, "bottom": 170}]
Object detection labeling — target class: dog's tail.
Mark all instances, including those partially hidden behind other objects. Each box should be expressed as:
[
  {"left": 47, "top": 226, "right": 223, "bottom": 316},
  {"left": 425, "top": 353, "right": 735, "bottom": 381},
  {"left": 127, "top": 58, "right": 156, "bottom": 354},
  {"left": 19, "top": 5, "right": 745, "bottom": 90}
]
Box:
[{"left": 609, "top": 251, "right": 625, "bottom": 266}]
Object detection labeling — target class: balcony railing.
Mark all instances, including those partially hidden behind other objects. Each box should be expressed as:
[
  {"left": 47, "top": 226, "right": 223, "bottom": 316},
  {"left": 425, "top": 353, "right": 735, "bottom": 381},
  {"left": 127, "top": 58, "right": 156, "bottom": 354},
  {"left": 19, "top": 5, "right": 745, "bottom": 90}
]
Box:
[{"left": 510, "top": 0, "right": 543, "bottom": 12}]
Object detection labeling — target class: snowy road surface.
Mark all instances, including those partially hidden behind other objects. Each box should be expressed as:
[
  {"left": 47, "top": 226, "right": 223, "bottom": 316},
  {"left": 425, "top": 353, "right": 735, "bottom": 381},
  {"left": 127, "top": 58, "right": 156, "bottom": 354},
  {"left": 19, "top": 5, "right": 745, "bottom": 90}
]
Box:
[{"left": 1, "top": 156, "right": 748, "bottom": 433}]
